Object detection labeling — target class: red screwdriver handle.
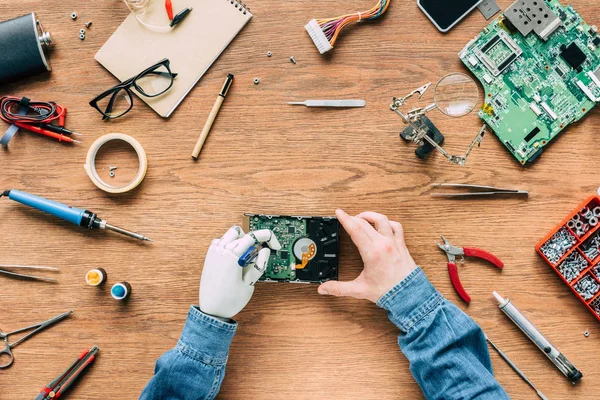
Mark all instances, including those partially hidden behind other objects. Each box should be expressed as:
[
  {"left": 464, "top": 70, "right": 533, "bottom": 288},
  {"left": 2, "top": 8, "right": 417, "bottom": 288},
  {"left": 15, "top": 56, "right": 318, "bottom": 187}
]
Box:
[
  {"left": 463, "top": 247, "right": 504, "bottom": 269},
  {"left": 448, "top": 262, "right": 471, "bottom": 303}
]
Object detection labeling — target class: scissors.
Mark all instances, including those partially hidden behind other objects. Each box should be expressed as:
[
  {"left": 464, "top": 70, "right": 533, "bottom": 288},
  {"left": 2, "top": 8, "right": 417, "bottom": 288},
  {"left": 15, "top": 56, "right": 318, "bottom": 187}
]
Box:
[{"left": 0, "top": 310, "right": 73, "bottom": 368}]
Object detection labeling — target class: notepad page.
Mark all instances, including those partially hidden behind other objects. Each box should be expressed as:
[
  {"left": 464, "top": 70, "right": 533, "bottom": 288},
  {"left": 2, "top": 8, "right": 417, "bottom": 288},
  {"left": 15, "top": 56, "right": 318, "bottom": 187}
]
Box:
[{"left": 95, "top": 0, "right": 252, "bottom": 117}]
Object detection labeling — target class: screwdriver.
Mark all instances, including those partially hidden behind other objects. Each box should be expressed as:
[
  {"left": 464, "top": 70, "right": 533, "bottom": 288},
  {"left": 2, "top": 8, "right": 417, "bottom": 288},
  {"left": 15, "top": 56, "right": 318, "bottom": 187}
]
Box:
[
  {"left": 486, "top": 337, "right": 548, "bottom": 400},
  {"left": 1, "top": 190, "right": 152, "bottom": 242}
]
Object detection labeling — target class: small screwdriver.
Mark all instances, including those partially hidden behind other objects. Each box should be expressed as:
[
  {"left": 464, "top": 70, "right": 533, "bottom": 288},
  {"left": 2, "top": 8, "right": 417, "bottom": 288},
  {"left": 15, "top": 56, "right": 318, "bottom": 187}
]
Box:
[{"left": 1, "top": 190, "right": 152, "bottom": 242}]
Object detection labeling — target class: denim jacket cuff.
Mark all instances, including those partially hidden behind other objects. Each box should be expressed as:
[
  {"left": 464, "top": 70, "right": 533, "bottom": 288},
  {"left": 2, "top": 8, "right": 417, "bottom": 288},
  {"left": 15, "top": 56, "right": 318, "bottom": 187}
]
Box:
[
  {"left": 176, "top": 305, "right": 238, "bottom": 366},
  {"left": 376, "top": 267, "right": 444, "bottom": 333}
]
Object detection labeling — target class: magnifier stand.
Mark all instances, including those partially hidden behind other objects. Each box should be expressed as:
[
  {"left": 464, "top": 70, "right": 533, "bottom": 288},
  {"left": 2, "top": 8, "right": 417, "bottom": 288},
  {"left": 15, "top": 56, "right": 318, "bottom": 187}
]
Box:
[{"left": 389, "top": 74, "right": 487, "bottom": 166}]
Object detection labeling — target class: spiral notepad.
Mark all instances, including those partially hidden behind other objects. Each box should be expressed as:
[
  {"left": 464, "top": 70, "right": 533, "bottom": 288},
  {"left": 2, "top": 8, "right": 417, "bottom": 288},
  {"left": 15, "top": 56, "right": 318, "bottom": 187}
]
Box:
[{"left": 95, "top": 0, "right": 252, "bottom": 118}]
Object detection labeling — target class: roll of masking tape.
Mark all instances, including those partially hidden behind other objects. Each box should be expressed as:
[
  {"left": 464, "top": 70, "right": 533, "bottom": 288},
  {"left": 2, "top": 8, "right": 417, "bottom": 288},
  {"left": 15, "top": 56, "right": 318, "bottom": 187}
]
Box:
[{"left": 84, "top": 133, "right": 148, "bottom": 194}]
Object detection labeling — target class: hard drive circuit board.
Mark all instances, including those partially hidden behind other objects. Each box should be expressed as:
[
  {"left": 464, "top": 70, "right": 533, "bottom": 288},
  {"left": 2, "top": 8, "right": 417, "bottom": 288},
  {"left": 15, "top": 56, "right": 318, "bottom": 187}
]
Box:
[{"left": 243, "top": 214, "right": 339, "bottom": 283}]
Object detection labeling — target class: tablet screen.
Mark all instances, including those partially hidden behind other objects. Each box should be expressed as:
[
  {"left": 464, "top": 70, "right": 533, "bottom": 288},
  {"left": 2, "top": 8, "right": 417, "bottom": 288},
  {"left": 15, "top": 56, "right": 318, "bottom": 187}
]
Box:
[{"left": 418, "top": 0, "right": 482, "bottom": 31}]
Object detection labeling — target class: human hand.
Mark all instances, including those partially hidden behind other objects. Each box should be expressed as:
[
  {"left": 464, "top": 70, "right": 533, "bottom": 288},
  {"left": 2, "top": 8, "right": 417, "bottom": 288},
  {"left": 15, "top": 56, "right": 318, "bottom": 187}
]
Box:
[
  {"left": 318, "top": 209, "right": 417, "bottom": 303},
  {"left": 199, "top": 226, "right": 281, "bottom": 319}
]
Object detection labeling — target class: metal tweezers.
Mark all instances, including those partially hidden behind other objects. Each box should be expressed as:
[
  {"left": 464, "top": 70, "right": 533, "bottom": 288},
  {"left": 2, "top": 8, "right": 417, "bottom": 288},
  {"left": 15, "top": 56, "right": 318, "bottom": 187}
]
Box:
[
  {"left": 0, "top": 265, "right": 59, "bottom": 283},
  {"left": 431, "top": 184, "right": 529, "bottom": 198}
]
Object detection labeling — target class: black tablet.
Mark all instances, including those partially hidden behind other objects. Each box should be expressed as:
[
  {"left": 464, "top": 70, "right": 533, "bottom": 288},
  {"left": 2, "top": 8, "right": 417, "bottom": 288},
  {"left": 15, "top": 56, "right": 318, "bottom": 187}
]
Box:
[{"left": 417, "top": 0, "right": 483, "bottom": 32}]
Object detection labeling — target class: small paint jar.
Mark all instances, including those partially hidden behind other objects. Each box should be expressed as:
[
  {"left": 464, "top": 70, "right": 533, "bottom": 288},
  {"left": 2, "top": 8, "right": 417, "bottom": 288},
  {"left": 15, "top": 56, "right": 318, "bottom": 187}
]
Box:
[
  {"left": 85, "top": 268, "right": 107, "bottom": 286},
  {"left": 111, "top": 282, "right": 132, "bottom": 300}
]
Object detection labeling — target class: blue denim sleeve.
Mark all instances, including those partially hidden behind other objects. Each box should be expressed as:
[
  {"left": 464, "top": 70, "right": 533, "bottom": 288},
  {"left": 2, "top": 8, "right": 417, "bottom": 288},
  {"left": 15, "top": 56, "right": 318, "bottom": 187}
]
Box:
[
  {"left": 377, "top": 267, "right": 510, "bottom": 400},
  {"left": 139, "top": 305, "right": 236, "bottom": 400}
]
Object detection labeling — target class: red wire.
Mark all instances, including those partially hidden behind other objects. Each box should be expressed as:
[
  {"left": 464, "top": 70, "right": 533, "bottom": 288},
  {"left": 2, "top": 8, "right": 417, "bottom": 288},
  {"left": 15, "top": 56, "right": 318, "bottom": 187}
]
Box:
[{"left": 0, "top": 96, "right": 66, "bottom": 125}]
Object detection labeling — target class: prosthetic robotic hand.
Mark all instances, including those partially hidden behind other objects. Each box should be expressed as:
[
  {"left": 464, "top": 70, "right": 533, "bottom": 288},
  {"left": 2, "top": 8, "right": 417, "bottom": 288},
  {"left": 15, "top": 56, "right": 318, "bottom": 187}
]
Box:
[{"left": 200, "top": 226, "right": 281, "bottom": 319}]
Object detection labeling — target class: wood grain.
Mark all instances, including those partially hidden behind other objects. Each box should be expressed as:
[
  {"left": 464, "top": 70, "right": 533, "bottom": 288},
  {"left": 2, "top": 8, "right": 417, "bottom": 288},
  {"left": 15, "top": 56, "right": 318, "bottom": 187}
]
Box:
[{"left": 1, "top": 0, "right": 600, "bottom": 399}]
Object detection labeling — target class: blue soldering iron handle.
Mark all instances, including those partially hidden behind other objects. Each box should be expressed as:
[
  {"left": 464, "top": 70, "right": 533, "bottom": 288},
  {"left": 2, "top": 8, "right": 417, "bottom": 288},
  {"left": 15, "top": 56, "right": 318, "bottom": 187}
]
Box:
[{"left": 7, "top": 190, "right": 85, "bottom": 226}]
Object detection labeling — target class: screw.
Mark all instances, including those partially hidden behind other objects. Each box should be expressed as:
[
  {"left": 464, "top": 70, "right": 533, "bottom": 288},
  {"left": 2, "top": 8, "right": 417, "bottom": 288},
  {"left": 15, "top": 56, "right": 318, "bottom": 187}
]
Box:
[
  {"left": 71, "top": 12, "right": 77, "bottom": 20},
  {"left": 253, "top": 78, "right": 260, "bottom": 84},
  {"left": 266, "top": 51, "right": 272, "bottom": 57},
  {"left": 85, "top": 21, "right": 92, "bottom": 28},
  {"left": 109, "top": 166, "right": 117, "bottom": 171},
  {"left": 290, "top": 56, "right": 296, "bottom": 64}
]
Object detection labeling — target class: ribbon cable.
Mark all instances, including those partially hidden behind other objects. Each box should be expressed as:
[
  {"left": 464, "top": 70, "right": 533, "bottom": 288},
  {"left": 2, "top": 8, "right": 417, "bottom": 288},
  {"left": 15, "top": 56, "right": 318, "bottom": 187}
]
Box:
[{"left": 1, "top": 97, "right": 30, "bottom": 148}]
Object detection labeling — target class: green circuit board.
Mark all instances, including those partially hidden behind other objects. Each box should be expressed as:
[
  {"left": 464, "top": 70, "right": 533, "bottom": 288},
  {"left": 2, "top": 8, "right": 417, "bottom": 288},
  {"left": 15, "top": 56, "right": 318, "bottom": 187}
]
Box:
[
  {"left": 243, "top": 214, "right": 339, "bottom": 283},
  {"left": 460, "top": 0, "right": 600, "bottom": 165},
  {"left": 247, "top": 215, "right": 307, "bottom": 281}
]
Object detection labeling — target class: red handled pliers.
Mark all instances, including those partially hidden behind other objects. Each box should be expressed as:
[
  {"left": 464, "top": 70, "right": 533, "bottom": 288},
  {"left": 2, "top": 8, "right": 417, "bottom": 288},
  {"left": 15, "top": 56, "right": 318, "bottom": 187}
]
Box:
[{"left": 437, "top": 236, "right": 504, "bottom": 303}]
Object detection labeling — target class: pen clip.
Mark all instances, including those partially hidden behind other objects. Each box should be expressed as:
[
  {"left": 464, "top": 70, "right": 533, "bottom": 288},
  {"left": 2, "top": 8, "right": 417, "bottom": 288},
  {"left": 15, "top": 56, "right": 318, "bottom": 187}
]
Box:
[{"left": 219, "top": 74, "right": 235, "bottom": 98}]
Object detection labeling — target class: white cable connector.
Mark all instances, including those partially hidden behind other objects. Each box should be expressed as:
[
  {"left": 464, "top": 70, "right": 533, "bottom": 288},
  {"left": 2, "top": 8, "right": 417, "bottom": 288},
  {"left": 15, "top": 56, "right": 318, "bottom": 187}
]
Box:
[{"left": 304, "top": 19, "right": 333, "bottom": 54}]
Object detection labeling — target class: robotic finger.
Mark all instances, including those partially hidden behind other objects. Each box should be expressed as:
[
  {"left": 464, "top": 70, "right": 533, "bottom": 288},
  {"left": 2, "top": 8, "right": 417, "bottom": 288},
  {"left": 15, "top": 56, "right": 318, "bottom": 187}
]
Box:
[
  {"left": 229, "top": 229, "right": 281, "bottom": 257},
  {"left": 242, "top": 247, "right": 271, "bottom": 285},
  {"left": 218, "top": 226, "right": 244, "bottom": 247},
  {"left": 252, "top": 229, "right": 282, "bottom": 249}
]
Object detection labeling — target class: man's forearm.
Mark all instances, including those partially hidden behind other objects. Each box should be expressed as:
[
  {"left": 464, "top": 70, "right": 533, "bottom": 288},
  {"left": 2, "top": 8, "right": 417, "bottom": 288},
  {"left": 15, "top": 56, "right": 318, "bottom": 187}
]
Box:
[
  {"left": 140, "top": 306, "right": 236, "bottom": 400},
  {"left": 378, "top": 267, "right": 510, "bottom": 400}
]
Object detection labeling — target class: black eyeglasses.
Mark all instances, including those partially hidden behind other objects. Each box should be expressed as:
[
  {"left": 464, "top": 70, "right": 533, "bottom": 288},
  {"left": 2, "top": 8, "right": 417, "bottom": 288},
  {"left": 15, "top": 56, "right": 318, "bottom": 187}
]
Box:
[{"left": 90, "top": 59, "right": 178, "bottom": 119}]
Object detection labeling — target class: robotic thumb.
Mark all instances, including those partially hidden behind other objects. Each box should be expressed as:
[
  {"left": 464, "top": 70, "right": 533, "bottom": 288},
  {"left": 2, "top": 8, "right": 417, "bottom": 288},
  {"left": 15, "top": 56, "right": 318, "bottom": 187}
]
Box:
[{"left": 242, "top": 247, "right": 270, "bottom": 285}]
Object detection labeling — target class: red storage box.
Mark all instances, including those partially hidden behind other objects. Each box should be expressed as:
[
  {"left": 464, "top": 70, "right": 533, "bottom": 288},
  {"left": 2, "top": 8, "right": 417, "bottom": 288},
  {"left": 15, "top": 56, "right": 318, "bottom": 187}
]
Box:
[{"left": 536, "top": 195, "right": 600, "bottom": 322}]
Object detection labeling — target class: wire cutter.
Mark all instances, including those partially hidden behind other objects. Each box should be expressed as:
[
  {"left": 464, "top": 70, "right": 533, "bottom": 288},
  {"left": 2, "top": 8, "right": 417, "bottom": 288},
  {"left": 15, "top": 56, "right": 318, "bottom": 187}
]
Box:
[
  {"left": 437, "top": 236, "right": 504, "bottom": 303},
  {"left": 0, "top": 311, "right": 73, "bottom": 368}
]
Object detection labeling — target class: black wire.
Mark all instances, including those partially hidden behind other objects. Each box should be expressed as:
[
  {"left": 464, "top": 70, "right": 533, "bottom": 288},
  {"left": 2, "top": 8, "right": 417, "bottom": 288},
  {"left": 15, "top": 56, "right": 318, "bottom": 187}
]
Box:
[
  {"left": 0, "top": 96, "right": 58, "bottom": 124},
  {"left": 0, "top": 190, "right": 9, "bottom": 198}
]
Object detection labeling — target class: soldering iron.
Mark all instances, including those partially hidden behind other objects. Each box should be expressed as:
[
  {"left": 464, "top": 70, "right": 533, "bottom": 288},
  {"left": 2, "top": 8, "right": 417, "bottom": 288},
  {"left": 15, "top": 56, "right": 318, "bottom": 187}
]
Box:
[{"left": 1, "top": 190, "right": 152, "bottom": 242}]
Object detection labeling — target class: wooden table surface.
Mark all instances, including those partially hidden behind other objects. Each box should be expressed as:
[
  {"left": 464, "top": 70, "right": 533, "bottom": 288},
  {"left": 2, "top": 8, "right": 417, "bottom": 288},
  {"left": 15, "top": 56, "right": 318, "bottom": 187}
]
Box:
[{"left": 1, "top": 0, "right": 600, "bottom": 399}]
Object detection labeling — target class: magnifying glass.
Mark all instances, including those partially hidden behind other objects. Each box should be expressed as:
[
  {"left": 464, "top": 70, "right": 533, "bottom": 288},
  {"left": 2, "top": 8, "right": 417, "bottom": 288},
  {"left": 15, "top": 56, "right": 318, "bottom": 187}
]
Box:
[
  {"left": 417, "top": 73, "right": 480, "bottom": 118},
  {"left": 433, "top": 72, "right": 479, "bottom": 117}
]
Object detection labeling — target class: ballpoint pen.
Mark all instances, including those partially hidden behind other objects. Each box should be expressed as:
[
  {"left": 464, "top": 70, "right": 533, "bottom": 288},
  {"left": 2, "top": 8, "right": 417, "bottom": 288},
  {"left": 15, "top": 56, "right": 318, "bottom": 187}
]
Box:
[{"left": 192, "top": 73, "right": 234, "bottom": 159}]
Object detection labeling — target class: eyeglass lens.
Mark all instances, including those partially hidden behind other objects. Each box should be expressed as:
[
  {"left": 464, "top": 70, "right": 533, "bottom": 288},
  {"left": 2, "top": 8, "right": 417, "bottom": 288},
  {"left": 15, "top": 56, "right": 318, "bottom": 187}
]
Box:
[
  {"left": 97, "top": 88, "right": 133, "bottom": 118},
  {"left": 135, "top": 64, "right": 174, "bottom": 97}
]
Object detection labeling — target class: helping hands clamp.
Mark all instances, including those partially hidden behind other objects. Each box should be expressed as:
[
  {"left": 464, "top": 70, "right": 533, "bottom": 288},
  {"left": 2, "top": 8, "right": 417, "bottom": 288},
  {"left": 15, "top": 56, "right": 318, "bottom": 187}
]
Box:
[{"left": 390, "top": 83, "right": 486, "bottom": 166}]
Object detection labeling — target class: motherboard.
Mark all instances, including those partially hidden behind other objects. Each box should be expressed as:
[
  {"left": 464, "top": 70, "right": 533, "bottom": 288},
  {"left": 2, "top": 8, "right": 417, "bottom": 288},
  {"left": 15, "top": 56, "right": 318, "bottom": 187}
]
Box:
[
  {"left": 460, "top": 0, "right": 600, "bottom": 165},
  {"left": 243, "top": 214, "right": 339, "bottom": 283}
]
